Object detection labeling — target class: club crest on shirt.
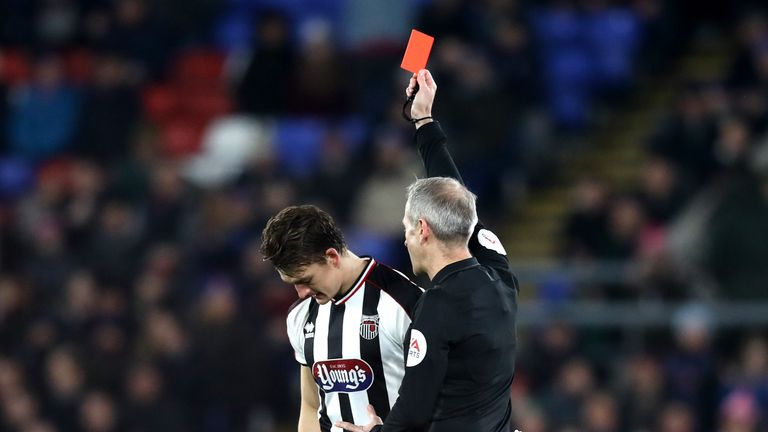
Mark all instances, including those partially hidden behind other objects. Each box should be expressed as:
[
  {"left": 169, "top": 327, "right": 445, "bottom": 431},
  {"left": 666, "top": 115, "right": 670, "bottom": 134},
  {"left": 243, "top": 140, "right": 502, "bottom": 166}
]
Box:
[
  {"left": 304, "top": 322, "right": 315, "bottom": 339},
  {"left": 312, "top": 359, "right": 374, "bottom": 393},
  {"left": 359, "top": 314, "right": 380, "bottom": 340}
]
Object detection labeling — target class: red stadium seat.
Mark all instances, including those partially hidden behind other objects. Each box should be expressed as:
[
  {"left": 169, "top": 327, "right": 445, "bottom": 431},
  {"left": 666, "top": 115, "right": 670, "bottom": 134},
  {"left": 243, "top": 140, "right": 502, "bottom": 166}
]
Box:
[
  {"left": 63, "top": 48, "right": 93, "bottom": 84},
  {"left": 179, "top": 89, "right": 233, "bottom": 122},
  {"left": 143, "top": 84, "right": 179, "bottom": 124},
  {"left": 160, "top": 119, "right": 205, "bottom": 158},
  {"left": 173, "top": 50, "right": 226, "bottom": 85},
  {"left": 0, "top": 49, "right": 32, "bottom": 85}
]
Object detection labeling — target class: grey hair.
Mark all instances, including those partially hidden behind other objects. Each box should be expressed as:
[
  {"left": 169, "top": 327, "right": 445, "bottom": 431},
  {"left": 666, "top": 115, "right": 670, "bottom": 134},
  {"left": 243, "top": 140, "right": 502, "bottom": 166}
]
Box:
[{"left": 405, "top": 177, "right": 478, "bottom": 247}]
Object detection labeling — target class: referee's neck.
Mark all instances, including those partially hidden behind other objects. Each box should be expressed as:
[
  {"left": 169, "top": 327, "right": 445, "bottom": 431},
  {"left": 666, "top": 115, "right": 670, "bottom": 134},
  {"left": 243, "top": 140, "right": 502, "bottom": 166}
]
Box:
[{"left": 426, "top": 247, "right": 472, "bottom": 281}]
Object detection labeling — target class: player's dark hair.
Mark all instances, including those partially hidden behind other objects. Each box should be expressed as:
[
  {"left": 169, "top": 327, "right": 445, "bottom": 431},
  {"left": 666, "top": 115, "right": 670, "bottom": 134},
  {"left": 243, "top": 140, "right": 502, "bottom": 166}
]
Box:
[{"left": 260, "top": 205, "right": 346, "bottom": 276}]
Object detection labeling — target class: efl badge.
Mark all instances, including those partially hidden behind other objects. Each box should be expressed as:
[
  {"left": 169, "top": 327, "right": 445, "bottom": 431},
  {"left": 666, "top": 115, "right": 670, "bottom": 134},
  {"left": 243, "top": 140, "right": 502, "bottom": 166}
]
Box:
[
  {"left": 406, "top": 329, "right": 427, "bottom": 367},
  {"left": 360, "top": 315, "right": 380, "bottom": 340}
]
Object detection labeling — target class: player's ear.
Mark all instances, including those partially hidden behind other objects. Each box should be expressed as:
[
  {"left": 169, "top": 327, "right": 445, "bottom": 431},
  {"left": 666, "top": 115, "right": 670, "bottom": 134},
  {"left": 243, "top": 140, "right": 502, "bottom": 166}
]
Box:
[{"left": 324, "top": 248, "right": 341, "bottom": 267}]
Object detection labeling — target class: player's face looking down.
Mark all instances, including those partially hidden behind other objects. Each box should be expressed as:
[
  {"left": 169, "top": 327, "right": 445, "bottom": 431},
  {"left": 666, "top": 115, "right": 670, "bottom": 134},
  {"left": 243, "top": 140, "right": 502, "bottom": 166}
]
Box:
[{"left": 278, "top": 250, "right": 343, "bottom": 305}]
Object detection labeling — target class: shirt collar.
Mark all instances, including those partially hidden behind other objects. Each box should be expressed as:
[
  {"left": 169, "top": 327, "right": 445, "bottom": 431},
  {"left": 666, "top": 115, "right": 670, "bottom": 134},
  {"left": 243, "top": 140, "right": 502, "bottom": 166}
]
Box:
[
  {"left": 333, "top": 257, "right": 376, "bottom": 305},
  {"left": 432, "top": 257, "right": 480, "bottom": 285}
]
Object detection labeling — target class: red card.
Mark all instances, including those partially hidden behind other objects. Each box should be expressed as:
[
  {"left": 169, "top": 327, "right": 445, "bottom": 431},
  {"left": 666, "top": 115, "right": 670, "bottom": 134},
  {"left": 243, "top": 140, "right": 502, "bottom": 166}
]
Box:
[{"left": 400, "top": 29, "right": 434, "bottom": 73}]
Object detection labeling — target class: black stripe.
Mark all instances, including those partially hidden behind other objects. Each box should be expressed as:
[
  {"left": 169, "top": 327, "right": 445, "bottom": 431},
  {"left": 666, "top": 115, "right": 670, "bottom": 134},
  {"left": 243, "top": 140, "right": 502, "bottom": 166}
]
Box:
[
  {"left": 360, "top": 285, "right": 390, "bottom": 419},
  {"left": 304, "top": 302, "right": 318, "bottom": 365},
  {"left": 328, "top": 304, "right": 354, "bottom": 423},
  {"left": 304, "top": 303, "right": 331, "bottom": 432}
]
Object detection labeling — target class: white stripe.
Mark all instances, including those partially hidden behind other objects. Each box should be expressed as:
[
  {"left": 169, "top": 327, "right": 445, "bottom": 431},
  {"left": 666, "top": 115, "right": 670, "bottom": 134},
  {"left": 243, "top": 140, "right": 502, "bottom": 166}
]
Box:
[
  {"left": 377, "top": 290, "right": 411, "bottom": 408},
  {"left": 342, "top": 284, "right": 370, "bottom": 425},
  {"left": 314, "top": 304, "right": 340, "bottom": 427}
]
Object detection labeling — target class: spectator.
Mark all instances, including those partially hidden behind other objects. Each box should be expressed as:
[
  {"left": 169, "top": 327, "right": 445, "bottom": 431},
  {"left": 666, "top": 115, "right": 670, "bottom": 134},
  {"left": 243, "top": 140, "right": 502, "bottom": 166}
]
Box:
[
  {"left": 123, "top": 362, "right": 187, "bottom": 432},
  {"left": 665, "top": 305, "right": 719, "bottom": 429},
  {"left": 288, "top": 18, "right": 349, "bottom": 115},
  {"left": 44, "top": 346, "right": 85, "bottom": 431},
  {"left": 546, "top": 358, "right": 597, "bottom": 429},
  {"left": 582, "top": 391, "right": 619, "bottom": 432},
  {"left": 236, "top": 10, "right": 295, "bottom": 115},
  {"left": 78, "top": 390, "right": 119, "bottom": 432},
  {"left": 106, "top": 0, "right": 169, "bottom": 79},
  {"left": 7, "top": 55, "right": 81, "bottom": 160},
  {"left": 657, "top": 402, "right": 695, "bottom": 432},
  {"left": 75, "top": 55, "right": 140, "bottom": 162},
  {"left": 620, "top": 354, "right": 667, "bottom": 431},
  {"left": 562, "top": 177, "right": 609, "bottom": 259}
]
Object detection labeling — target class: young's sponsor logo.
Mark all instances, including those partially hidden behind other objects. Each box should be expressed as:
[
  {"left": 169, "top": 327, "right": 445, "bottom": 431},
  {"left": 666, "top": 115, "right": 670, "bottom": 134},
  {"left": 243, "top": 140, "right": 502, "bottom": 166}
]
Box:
[{"left": 312, "top": 359, "right": 374, "bottom": 393}]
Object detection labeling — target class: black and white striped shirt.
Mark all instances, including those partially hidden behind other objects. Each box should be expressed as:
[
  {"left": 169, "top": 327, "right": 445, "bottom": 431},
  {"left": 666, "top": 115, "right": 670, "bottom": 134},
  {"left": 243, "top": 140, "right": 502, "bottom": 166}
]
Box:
[{"left": 286, "top": 258, "right": 423, "bottom": 432}]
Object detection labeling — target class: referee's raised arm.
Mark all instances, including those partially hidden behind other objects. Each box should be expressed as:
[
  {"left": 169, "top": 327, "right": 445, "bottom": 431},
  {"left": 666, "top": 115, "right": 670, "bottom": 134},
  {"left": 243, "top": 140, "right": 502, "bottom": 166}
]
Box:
[
  {"left": 409, "top": 69, "right": 516, "bottom": 285},
  {"left": 406, "top": 70, "right": 464, "bottom": 184}
]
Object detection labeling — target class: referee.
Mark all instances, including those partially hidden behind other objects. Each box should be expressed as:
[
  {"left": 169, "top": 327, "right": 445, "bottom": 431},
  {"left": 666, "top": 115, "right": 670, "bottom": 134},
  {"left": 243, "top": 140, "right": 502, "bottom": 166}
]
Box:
[{"left": 337, "top": 69, "right": 519, "bottom": 432}]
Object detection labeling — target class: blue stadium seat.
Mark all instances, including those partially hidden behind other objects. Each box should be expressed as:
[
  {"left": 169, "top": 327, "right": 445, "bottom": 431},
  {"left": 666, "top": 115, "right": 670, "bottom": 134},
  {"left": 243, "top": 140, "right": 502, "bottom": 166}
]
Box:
[
  {"left": 0, "top": 158, "right": 34, "bottom": 199},
  {"left": 585, "top": 7, "right": 641, "bottom": 88},
  {"left": 338, "top": 116, "right": 369, "bottom": 152},
  {"left": 274, "top": 118, "right": 327, "bottom": 176},
  {"left": 345, "top": 229, "right": 398, "bottom": 266},
  {"left": 214, "top": 12, "right": 255, "bottom": 52}
]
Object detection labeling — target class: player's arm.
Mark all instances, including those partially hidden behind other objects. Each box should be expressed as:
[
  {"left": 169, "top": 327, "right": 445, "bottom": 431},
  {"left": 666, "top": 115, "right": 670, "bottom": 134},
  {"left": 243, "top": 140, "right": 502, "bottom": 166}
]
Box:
[{"left": 298, "top": 365, "right": 321, "bottom": 432}]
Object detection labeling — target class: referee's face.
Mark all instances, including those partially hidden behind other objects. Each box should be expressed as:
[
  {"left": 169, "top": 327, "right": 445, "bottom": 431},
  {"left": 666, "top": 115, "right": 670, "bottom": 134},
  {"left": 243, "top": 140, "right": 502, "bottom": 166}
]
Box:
[
  {"left": 403, "top": 211, "right": 425, "bottom": 276},
  {"left": 279, "top": 262, "right": 341, "bottom": 305}
]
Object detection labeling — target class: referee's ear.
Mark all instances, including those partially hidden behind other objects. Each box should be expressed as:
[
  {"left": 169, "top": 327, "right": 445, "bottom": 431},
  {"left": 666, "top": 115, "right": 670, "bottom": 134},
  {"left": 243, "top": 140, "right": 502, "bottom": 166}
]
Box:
[
  {"left": 324, "top": 248, "right": 342, "bottom": 267},
  {"left": 418, "top": 218, "right": 432, "bottom": 244}
]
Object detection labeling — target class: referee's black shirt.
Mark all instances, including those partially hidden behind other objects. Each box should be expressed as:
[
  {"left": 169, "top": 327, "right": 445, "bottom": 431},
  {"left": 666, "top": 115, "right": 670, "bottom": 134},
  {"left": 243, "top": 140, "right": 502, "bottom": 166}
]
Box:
[{"left": 375, "top": 122, "right": 519, "bottom": 432}]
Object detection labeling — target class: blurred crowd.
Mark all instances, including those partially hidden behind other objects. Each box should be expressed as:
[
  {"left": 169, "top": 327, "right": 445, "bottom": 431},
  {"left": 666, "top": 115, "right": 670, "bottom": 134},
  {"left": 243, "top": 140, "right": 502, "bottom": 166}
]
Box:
[
  {"left": 0, "top": 0, "right": 767, "bottom": 431},
  {"left": 559, "top": 9, "right": 768, "bottom": 301}
]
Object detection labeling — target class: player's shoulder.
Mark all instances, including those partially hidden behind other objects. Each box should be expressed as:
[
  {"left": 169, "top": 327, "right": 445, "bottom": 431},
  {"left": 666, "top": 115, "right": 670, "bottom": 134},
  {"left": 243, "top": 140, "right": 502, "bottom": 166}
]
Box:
[
  {"left": 365, "top": 258, "right": 424, "bottom": 318},
  {"left": 286, "top": 297, "right": 314, "bottom": 328},
  {"left": 366, "top": 259, "right": 423, "bottom": 294}
]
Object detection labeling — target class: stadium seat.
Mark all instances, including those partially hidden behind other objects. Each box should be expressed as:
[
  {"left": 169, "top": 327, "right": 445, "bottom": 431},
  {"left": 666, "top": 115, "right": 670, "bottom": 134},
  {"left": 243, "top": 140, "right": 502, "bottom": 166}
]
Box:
[
  {"left": 63, "top": 48, "right": 93, "bottom": 84},
  {"left": 273, "top": 118, "right": 326, "bottom": 176},
  {"left": 142, "top": 84, "right": 179, "bottom": 124},
  {"left": 585, "top": 7, "right": 641, "bottom": 88},
  {"left": 214, "top": 12, "right": 254, "bottom": 52},
  {"left": 0, "top": 49, "right": 31, "bottom": 85},
  {"left": 338, "top": 116, "right": 368, "bottom": 152},
  {"left": 160, "top": 120, "right": 206, "bottom": 158},
  {"left": 0, "top": 158, "right": 34, "bottom": 199},
  {"left": 179, "top": 88, "right": 233, "bottom": 122},
  {"left": 173, "top": 50, "right": 226, "bottom": 85}
]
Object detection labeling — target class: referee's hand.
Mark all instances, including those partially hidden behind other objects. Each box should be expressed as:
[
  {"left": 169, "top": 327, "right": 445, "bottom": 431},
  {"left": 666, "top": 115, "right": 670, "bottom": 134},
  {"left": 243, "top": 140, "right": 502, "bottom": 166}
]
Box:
[
  {"left": 406, "top": 69, "right": 437, "bottom": 126},
  {"left": 335, "top": 404, "right": 383, "bottom": 432}
]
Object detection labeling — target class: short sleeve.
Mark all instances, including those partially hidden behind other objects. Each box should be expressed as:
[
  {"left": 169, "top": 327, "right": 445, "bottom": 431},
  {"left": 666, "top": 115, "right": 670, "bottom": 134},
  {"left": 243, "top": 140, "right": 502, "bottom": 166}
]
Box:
[{"left": 286, "top": 300, "right": 310, "bottom": 366}]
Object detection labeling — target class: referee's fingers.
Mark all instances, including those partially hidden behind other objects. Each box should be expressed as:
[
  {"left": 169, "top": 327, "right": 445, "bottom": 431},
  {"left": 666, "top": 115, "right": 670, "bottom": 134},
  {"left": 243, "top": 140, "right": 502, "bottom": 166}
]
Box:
[
  {"left": 334, "top": 421, "right": 362, "bottom": 431},
  {"left": 368, "top": 404, "right": 379, "bottom": 421}
]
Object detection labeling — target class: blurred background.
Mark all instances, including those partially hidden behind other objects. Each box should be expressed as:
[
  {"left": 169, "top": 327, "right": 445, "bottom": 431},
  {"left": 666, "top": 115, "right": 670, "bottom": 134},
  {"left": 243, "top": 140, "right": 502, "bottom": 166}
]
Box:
[{"left": 1, "top": 0, "right": 768, "bottom": 431}]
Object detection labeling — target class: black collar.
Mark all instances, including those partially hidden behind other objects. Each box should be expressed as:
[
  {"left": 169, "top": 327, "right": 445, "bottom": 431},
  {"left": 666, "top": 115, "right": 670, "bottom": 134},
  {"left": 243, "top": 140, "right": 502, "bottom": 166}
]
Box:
[{"left": 432, "top": 257, "right": 480, "bottom": 285}]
